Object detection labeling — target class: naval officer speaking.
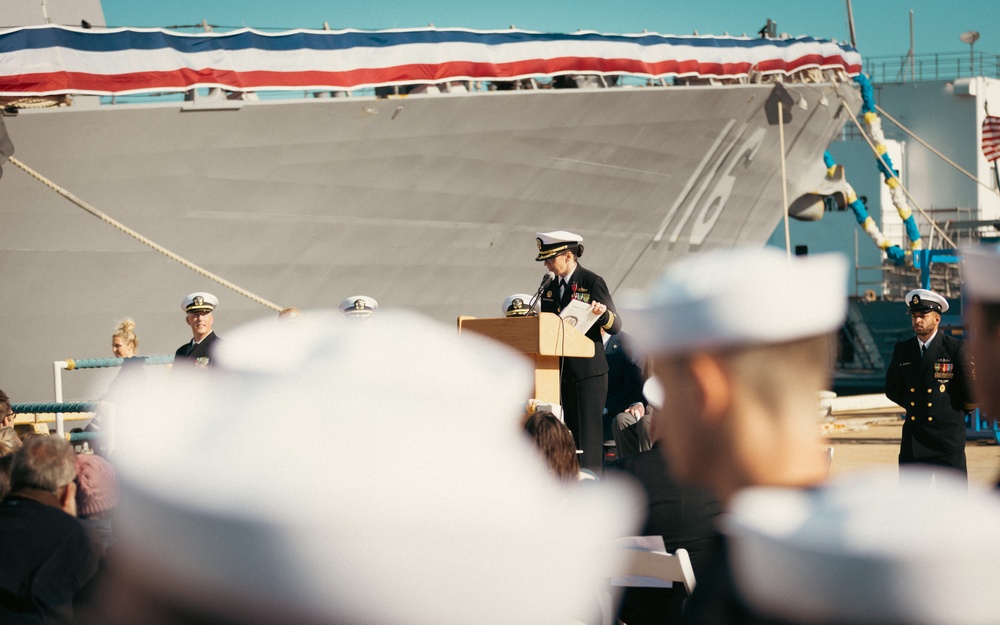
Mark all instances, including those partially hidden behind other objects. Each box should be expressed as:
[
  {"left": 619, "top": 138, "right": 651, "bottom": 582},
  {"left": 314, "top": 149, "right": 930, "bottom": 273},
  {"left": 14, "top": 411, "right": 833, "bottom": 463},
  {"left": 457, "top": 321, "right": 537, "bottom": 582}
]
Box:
[{"left": 534, "top": 231, "right": 622, "bottom": 471}]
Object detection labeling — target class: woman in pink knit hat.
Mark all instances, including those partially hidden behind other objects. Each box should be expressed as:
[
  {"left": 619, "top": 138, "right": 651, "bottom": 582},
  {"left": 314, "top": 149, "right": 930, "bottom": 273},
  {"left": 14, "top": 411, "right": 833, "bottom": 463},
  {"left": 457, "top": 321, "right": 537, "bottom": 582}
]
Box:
[{"left": 74, "top": 453, "right": 120, "bottom": 555}]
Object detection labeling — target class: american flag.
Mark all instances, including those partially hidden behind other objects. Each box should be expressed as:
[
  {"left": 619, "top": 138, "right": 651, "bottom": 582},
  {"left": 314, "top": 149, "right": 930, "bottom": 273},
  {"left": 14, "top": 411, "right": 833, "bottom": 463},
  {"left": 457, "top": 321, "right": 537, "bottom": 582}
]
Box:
[{"left": 983, "top": 115, "right": 1000, "bottom": 163}]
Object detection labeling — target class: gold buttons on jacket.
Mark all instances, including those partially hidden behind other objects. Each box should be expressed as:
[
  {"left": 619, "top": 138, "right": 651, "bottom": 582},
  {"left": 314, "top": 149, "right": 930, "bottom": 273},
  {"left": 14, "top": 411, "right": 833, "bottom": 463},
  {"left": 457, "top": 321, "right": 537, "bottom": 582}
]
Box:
[
  {"left": 910, "top": 402, "right": 915, "bottom": 406},
  {"left": 927, "top": 388, "right": 932, "bottom": 393},
  {"left": 928, "top": 417, "right": 933, "bottom": 421},
  {"left": 910, "top": 416, "right": 916, "bottom": 421},
  {"left": 927, "top": 402, "right": 932, "bottom": 407},
  {"left": 910, "top": 388, "right": 915, "bottom": 392}
]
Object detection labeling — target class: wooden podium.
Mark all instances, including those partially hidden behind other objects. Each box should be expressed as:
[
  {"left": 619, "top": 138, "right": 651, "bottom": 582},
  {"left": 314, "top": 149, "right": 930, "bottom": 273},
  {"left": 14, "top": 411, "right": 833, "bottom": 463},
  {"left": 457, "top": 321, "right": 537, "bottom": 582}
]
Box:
[{"left": 457, "top": 313, "right": 595, "bottom": 405}]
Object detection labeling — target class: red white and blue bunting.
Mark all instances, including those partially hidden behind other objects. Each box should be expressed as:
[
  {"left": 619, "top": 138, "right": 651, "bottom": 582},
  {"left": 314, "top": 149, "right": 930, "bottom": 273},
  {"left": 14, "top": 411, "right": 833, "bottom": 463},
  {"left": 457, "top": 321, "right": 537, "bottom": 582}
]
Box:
[{"left": 0, "top": 25, "right": 862, "bottom": 96}]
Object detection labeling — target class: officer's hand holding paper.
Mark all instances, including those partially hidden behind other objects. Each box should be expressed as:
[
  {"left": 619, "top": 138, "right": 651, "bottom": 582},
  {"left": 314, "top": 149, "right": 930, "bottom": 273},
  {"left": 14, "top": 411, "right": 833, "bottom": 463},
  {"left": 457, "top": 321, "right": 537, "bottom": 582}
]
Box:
[{"left": 560, "top": 298, "right": 601, "bottom": 333}]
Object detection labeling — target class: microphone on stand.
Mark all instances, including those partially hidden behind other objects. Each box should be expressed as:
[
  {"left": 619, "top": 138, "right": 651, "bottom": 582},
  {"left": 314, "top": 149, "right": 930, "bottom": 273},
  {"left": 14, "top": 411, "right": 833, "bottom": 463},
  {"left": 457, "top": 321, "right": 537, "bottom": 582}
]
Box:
[{"left": 526, "top": 271, "right": 555, "bottom": 314}]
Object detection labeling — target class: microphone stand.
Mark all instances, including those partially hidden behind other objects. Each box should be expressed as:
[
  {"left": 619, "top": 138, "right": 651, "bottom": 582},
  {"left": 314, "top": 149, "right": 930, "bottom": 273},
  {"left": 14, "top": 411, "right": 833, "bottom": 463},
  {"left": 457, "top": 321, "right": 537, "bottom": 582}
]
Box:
[{"left": 526, "top": 271, "right": 555, "bottom": 315}]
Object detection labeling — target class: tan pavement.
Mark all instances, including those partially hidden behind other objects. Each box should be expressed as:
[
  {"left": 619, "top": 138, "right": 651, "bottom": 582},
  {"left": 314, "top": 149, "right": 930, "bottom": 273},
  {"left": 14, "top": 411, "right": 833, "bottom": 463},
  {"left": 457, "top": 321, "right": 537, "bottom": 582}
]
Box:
[{"left": 824, "top": 417, "right": 1000, "bottom": 487}]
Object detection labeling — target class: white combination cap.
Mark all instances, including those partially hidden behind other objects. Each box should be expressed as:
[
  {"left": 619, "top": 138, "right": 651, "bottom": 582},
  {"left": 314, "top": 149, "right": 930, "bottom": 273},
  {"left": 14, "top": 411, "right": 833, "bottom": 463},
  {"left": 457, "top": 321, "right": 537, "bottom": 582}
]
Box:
[
  {"left": 904, "top": 289, "right": 949, "bottom": 314},
  {"left": 535, "top": 230, "right": 583, "bottom": 261},
  {"left": 622, "top": 247, "right": 849, "bottom": 356},
  {"left": 339, "top": 294, "right": 378, "bottom": 318},
  {"left": 725, "top": 468, "right": 1000, "bottom": 624},
  {"left": 111, "top": 310, "right": 642, "bottom": 625},
  {"left": 962, "top": 244, "right": 1000, "bottom": 302},
  {"left": 182, "top": 291, "right": 218, "bottom": 313},
  {"left": 502, "top": 293, "right": 538, "bottom": 317}
]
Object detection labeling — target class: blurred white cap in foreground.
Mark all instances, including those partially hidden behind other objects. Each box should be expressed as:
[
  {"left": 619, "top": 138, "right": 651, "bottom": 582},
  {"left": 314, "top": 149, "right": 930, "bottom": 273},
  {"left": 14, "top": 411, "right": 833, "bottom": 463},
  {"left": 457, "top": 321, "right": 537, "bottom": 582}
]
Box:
[
  {"left": 726, "top": 468, "right": 1000, "bottom": 624},
  {"left": 113, "top": 309, "right": 642, "bottom": 625},
  {"left": 622, "top": 248, "right": 848, "bottom": 356}
]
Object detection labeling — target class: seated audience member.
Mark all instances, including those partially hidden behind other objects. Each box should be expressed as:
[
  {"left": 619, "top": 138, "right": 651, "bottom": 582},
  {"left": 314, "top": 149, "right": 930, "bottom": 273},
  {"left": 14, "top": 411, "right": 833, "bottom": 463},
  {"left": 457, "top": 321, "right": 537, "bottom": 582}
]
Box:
[
  {"left": 604, "top": 329, "right": 651, "bottom": 458},
  {"left": 0, "top": 455, "right": 13, "bottom": 500},
  {"left": 82, "top": 310, "right": 642, "bottom": 625},
  {"left": 72, "top": 453, "right": 122, "bottom": 617},
  {"left": 19, "top": 429, "right": 47, "bottom": 445},
  {"left": 523, "top": 411, "right": 583, "bottom": 483},
  {"left": 606, "top": 383, "right": 721, "bottom": 625},
  {"left": 75, "top": 453, "right": 121, "bottom": 555},
  {"left": 0, "top": 426, "right": 22, "bottom": 456},
  {"left": 0, "top": 436, "right": 100, "bottom": 623},
  {"left": 613, "top": 405, "right": 653, "bottom": 460},
  {"left": 0, "top": 389, "right": 14, "bottom": 428}
]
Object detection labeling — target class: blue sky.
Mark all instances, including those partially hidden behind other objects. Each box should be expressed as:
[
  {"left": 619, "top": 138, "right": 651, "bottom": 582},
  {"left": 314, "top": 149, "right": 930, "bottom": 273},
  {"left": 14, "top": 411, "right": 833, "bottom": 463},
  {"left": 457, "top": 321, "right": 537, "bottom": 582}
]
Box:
[{"left": 100, "top": 0, "right": 997, "bottom": 61}]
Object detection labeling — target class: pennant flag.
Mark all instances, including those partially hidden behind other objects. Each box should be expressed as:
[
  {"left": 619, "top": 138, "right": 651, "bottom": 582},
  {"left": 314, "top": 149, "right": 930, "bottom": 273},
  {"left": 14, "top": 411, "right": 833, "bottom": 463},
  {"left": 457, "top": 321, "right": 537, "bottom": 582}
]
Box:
[{"left": 983, "top": 115, "right": 1000, "bottom": 163}]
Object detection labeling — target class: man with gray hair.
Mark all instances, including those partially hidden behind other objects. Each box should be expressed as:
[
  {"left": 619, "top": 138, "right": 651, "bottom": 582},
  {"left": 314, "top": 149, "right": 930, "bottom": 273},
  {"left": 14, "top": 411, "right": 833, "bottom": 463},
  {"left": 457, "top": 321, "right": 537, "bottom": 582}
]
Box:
[{"left": 0, "top": 436, "right": 100, "bottom": 623}]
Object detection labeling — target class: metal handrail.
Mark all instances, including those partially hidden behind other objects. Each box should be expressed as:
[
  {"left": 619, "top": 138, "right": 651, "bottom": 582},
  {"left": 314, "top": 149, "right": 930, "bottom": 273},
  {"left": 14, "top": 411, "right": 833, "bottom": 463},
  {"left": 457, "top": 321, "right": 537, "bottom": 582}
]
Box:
[{"left": 862, "top": 50, "right": 1000, "bottom": 83}]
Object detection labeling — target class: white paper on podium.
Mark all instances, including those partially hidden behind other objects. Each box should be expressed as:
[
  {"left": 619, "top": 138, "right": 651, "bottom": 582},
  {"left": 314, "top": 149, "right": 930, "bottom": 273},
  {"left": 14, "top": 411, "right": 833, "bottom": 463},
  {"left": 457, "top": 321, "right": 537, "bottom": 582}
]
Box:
[{"left": 559, "top": 298, "right": 600, "bottom": 334}]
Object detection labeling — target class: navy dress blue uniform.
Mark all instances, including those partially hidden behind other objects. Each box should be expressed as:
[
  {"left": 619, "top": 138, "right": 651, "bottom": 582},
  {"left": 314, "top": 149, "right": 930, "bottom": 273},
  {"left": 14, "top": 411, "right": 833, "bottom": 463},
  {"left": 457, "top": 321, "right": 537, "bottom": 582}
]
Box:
[
  {"left": 886, "top": 331, "right": 974, "bottom": 474},
  {"left": 174, "top": 331, "right": 220, "bottom": 366},
  {"left": 174, "top": 292, "right": 222, "bottom": 367},
  {"left": 539, "top": 263, "right": 622, "bottom": 470},
  {"left": 604, "top": 331, "right": 646, "bottom": 421}
]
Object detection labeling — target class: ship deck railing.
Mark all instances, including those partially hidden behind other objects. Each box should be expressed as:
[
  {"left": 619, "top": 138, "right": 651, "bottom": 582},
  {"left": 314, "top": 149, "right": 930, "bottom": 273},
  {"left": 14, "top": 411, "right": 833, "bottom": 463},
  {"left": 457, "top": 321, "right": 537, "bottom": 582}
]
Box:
[
  {"left": 43, "top": 355, "right": 175, "bottom": 437},
  {"left": 863, "top": 50, "right": 1000, "bottom": 84}
]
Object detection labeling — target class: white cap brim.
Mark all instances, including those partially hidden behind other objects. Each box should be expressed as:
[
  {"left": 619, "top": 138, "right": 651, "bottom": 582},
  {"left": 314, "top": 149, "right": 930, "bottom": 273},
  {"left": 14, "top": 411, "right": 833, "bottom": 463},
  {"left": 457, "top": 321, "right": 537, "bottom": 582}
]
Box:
[
  {"left": 622, "top": 248, "right": 849, "bottom": 356},
  {"left": 725, "top": 468, "right": 1000, "bottom": 624},
  {"left": 112, "top": 310, "right": 643, "bottom": 625}
]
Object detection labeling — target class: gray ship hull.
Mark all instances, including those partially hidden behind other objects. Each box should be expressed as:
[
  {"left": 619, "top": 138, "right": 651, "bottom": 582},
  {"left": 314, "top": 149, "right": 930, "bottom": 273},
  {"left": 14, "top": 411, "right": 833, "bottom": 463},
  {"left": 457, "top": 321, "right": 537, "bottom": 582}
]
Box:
[{"left": 1, "top": 83, "right": 858, "bottom": 400}]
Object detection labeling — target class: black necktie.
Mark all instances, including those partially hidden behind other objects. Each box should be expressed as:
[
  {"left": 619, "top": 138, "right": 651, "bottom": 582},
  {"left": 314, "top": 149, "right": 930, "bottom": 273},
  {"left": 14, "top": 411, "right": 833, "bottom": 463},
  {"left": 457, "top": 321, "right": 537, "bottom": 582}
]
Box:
[
  {"left": 920, "top": 343, "right": 926, "bottom": 359},
  {"left": 560, "top": 279, "right": 568, "bottom": 301}
]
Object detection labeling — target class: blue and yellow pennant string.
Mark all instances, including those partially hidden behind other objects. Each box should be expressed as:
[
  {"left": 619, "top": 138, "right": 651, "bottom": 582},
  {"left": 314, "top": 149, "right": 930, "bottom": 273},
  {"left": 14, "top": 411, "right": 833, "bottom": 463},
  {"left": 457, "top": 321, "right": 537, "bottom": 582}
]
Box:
[
  {"left": 853, "top": 74, "right": 923, "bottom": 254},
  {"left": 822, "top": 150, "right": 906, "bottom": 265}
]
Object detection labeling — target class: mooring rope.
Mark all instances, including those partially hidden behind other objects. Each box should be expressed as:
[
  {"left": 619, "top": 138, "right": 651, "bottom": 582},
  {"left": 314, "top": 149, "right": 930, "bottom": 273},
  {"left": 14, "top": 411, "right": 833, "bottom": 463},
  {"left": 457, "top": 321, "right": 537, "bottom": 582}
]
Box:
[
  {"left": 778, "top": 99, "right": 792, "bottom": 259},
  {"left": 8, "top": 156, "right": 284, "bottom": 312}
]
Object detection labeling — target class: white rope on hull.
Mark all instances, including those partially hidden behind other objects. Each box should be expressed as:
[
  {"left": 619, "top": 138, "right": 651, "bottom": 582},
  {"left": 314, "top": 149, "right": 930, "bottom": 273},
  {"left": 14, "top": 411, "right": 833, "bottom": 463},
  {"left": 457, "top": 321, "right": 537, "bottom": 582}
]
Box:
[{"left": 7, "top": 155, "right": 285, "bottom": 312}]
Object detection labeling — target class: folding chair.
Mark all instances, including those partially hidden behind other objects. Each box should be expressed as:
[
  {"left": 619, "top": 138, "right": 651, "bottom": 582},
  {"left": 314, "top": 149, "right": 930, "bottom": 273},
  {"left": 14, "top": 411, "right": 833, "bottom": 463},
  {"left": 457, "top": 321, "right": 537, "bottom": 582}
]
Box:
[
  {"left": 612, "top": 544, "right": 696, "bottom": 595},
  {"left": 601, "top": 537, "right": 698, "bottom": 625}
]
